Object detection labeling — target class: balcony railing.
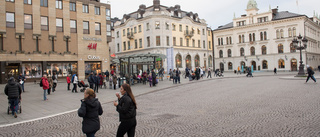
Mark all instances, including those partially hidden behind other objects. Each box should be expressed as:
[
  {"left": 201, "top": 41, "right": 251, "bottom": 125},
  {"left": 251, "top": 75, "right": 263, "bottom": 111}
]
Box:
[
  {"left": 127, "top": 32, "right": 134, "bottom": 39},
  {"left": 184, "top": 30, "right": 194, "bottom": 38}
]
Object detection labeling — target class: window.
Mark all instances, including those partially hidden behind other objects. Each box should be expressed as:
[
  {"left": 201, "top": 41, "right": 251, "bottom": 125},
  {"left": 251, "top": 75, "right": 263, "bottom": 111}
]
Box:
[
  {"left": 166, "top": 23, "right": 169, "bottom": 30},
  {"left": 197, "top": 29, "right": 200, "bottom": 35},
  {"left": 278, "top": 59, "right": 285, "bottom": 68},
  {"left": 116, "top": 31, "right": 119, "bottom": 38},
  {"left": 258, "top": 16, "right": 268, "bottom": 23},
  {"left": 70, "top": 20, "right": 77, "bottom": 33},
  {"left": 238, "top": 35, "right": 241, "bottom": 43},
  {"left": 193, "top": 39, "right": 195, "bottom": 47},
  {"left": 253, "top": 33, "right": 255, "bottom": 41},
  {"left": 221, "top": 38, "right": 223, "bottom": 45},
  {"left": 176, "top": 54, "right": 182, "bottom": 68},
  {"left": 134, "top": 39, "right": 138, "bottom": 49},
  {"left": 56, "top": 18, "right": 63, "bottom": 32},
  {"left": 226, "top": 37, "right": 229, "bottom": 45},
  {"left": 260, "top": 32, "right": 263, "bottom": 41},
  {"left": 180, "top": 38, "right": 183, "bottom": 46},
  {"left": 219, "top": 50, "right": 223, "bottom": 58},
  {"left": 173, "top": 37, "right": 176, "bottom": 46},
  {"left": 208, "top": 56, "right": 213, "bottom": 67},
  {"left": 288, "top": 28, "right": 292, "bottom": 37},
  {"left": 166, "top": 36, "right": 169, "bottom": 46},
  {"left": 290, "top": 43, "right": 296, "bottom": 53},
  {"left": 155, "top": 21, "right": 160, "bottom": 29},
  {"left": 95, "top": 23, "right": 101, "bottom": 35},
  {"left": 293, "top": 27, "right": 296, "bottom": 37},
  {"left": 40, "top": 0, "right": 47, "bottom": 7},
  {"left": 228, "top": 49, "right": 232, "bottom": 57},
  {"left": 106, "top": 9, "right": 111, "bottom": 20},
  {"left": 202, "top": 29, "right": 205, "bottom": 35},
  {"left": 0, "top": 34, "right": 3, "bottom": 51},
  {"left": 107, "top": 24, "right": 111, "bottom": 36},
  {"left": 83, "top": 21, "right": 89, "bottom": 34},
  {"left": 179, "top": 24, "right": 182, "bottom": 32},
  {"left": 186, "top": 39, "right": 189, "bottom": 47},
  {"left": 94, "top": 7, "right": 100, "bottom": 15},
  {"left": 264, "top": 31, "right": 267, "bottom": 40},
  {"left": 156, "top": 36, "right": 160, "bottom": 46},
  {"left": 139, "top": 39, "right": 142, "bottom": 48},
  {"left": 172, "top": 24, "right": 176, "bottom": 31},
  {"left": 123, "top": 29, "right": 125, "bottom": 36},
  {"left": 250, "top": 47, "right": 255, "bottom": 56},
  {"left": 278, "top": 44, "right": 283, "bottom": 53},
  {"left": 117, "top": 43, "right": 120, "bottom": 52},
  {"left": 40, "top": 16, "right": 48, "bottom": 30},
  {"left": 240, "top": 48, "right": 244, "bottom": 56},
  {"left": 127, "top": 41, "right": 130, "bottom": 50},
  {"left": 56, "top": 0, "right": 62, "bottom": 9},
  {"left": 228, "top": 62, "right": 233, "bottom": 70},
  {"left": 242, "top": 35, "right": 245, "bottom": 43},
  {"left": 6, "top": 0, "right": 15, "bottom": 2},
  {"left": 123, "top": 42, "right": 126, "bottom": 51},
  {"left": 24, "top": 14, "right": 32, "bottom": 29},
  {"left": 24, "top": 0, "right": 31, "bottom": 4},
  {"left": 70, "top": 3, "right": 76, "bottom": 11},
  {"left": 229, "top": 37, "right": 232, "bottom": 44},
  {"left": 203, "top": 40, "right": 206, "bottom": 48},
  {"left": 209, "top": 41, "right": 211, "bottom": 49},
  {"left": 83, "top": 5, "right": 88, "bottom": 13},
  {"left": 195, "top": 55, "right": 200, "bottom": 67},
  {"left": 262, "top": 60, "right": 268, "bottom": 69},
  {"left": 280, "top": 29, "right": 284, "bottom": 38},
  {"left": 138, "top": 25, "right": 141, "bottom": 32},
  {"left": 147, "top": 37, "right": 150, "bottom": 47},
  {"left": 6, "top": 12, "right": 15, "bottom": 28},
  {"left": 276, "top": 30, "right": 280, "bottom": 39},
  {"left": 236, "top": 21, "right": 246, "bottom": 26},
  {"left": 198, "top": 40, "right": 200, "bottom": 48},
  {"left": 249, "top": 34, "right": 252, "bottom": 42},
  {"left": 261, "top": 45, "right": 266, "bottom": 55},
  {"left": 134, "top": 27, "right": 137, "bottom": 33}
]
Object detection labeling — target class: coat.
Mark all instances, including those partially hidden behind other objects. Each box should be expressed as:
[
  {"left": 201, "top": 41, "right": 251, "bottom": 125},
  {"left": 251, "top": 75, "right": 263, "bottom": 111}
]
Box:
[
  {"left": 4, "top": 78, "right": 22, "bottom": 99},
  {"left": 116, "top": 93, "right": 136, "bottom": 122},
  {"left": 99, "top": 75, "right": 103, "bottom": 85},
  {"left": 113, "top": 75, "right": 118, "bottom": 85},
  {"left": 48, "top": 78, "right": 53, "bottom": 88},
  {"left": 41, "top": 77, "right": 49, "bottom": 90},
  {"left": 78, "top": 98, "right": 103, "bottom": 134},
  {"left": 66, "top": 76, "right": 71, "bottom": 84}
]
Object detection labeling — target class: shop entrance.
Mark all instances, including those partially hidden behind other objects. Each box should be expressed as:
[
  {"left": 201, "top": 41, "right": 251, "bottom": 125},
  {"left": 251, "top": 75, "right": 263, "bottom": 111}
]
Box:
[
  {"left": 291, "top": 59, "right": 297, "bottom": 71},
  {"left": 85, "top": 62, "right": 102, "bottom": 79},
  {"left": 6, "top": 63, "right": 20, "bottom": 79}
]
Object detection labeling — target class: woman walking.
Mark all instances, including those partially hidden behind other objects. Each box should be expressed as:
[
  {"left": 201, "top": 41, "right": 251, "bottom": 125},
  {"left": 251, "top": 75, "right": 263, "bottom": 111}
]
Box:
[
  {"left": 113, "top": 83, "right": 137, "bottom": 137},
  {"left": 78, "top": 88, "right": 103, "bottom": 137},
  {"left": 72, "top": 74, "right": 78, "bottom": 93},
  {"left": 306, "top": 65, "right": 316, "bottom": 83}
]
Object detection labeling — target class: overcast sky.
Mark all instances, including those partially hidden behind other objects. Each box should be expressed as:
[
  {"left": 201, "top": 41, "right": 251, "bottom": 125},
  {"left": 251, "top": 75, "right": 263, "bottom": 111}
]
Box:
[{"left": 101, "top": 0, "right": 320, "bottom": 29}]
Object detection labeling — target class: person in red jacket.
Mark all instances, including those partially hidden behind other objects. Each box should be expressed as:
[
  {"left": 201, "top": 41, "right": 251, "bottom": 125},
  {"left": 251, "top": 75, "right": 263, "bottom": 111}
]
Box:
[
  {"left": 67, "top": 74, "right": 71, "bottom": 90},
  {"left": 41, "top": 74, "right": 49, "bottom": 101}
]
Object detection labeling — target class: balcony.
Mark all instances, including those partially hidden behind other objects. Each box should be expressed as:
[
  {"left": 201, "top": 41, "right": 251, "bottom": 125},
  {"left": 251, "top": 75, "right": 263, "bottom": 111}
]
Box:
[
  {"left": 184, "top": 30, "right": 194, "bottom": 38},
  {"left": 127, "top": 32, "right": 134, "bottom": 39}
]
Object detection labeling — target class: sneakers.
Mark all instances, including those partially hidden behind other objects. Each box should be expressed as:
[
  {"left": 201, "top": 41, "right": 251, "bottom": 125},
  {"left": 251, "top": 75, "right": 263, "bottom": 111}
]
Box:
[{"left": 14, "top": 112, "right": 17, "bottom": 118}]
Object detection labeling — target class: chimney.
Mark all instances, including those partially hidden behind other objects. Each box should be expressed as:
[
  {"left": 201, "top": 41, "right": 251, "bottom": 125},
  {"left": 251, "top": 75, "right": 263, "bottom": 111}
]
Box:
[
  {"left": 153, "top": 0, "right": 160, "bottom": 9},
  {"left": 272, "top": 8, "right": 278, "bottom": 14}
]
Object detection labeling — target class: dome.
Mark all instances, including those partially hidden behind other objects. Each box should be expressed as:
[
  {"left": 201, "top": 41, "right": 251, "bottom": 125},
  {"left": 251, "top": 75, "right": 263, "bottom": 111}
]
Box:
[{"left": 247, "top": 0, "right": 258, "bottom": 10}]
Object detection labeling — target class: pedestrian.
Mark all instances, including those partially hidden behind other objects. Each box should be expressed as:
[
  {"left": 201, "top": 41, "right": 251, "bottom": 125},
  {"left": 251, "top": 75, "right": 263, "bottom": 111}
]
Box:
[
  {"left": 52, "top": 72, "right": 58, "bottom": 92},
  {"left": 88, "top": 72, "right": 95, "bottom": 89},
  {"left": 200, "top": 67, "right": 204, "bottom": 79},
  {"left": 207, "top": 68, "right": 212, "bottom": 78},
  {"left": 148, "top": 73, "right": 153, "bottom": 87},
  {"left": 318, "top": 65, "right": 320, "bottom": 72},
  {"left": 111, "top": 69, "right": 115, "bottom": 76},
  {"left": 306, "top": 65, "right": 316, "bottom": 83},
  {"left": 67, "top": 74, "right": 71, "bottom": 90},
  {"left": 274, "top": 68, "right": 277, "bottom": 74},
  {"left": 78, "top": 88, "right": 103, "bottom": 137},
  {"left": 152, "top": 69, "right": 157, "bottom": 86},
  {"left": 185, "top": 67, "right": 189, "bottom": 79},
  {"left": 172, "top": 69, "right": 176, "bottom": 84},
  {"left": 176, "top": 68, "right": 181, "bottom": 84},
  {"left": 41, "top": 74, "right": 49, "bottom": 101},
  {"left": 72, "top": 74, "right": 78, "bottom": 93},
  {"left": 94, "top": 73, "right": 100, "bottom": 93},
  {"left": 113, "top": 83, "right": 137, "bottom": 137},
  {"left": 99, "top": 73, "right": 103, "bottom": 88},
  {"left": 4, "top": 77, "right": 22, "bottom": 118},
  {"left": 169, "top": 69, "right": 172, "bottom": 81},
  {"left": 237, "top": 66, "right": 241, "bottom": 75},
  {"left": 105, "top": 70, "right": 109, "bottom": 82},
  {"left": 18, "top": 73, "right": 26, "bottom": 92},
  {"left": 142, "top": 71, "right": 147, "bottom": 85},
  {"left": 113, "top": 74, "right": 118, "bottom": 90},
  {"left": 48, "top": 75, "right": 53, "bottom": 95}
]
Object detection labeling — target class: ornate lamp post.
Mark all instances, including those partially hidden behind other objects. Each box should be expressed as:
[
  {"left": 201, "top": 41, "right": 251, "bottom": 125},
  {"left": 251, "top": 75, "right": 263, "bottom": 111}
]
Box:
[{"left": 292, "top": 34, "right": 308, "bottom": 76}]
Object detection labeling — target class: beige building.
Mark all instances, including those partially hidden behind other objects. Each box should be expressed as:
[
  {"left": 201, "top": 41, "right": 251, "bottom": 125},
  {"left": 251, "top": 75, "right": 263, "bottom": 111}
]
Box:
[
  {"left": 0, "top": 0, "right": 111, "bottom": 83},
  {"left": 113, "top": 0, "right": 213, "bottom": 74},
  {"left": 213, "top": 0, "right": 320, "bottom": 72}
]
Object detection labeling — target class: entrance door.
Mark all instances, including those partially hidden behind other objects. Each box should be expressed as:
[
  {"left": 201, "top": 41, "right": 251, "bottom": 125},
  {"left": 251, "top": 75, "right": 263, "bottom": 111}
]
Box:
[
  {"left": 220, "top": 63, "right": 224, "bottom": 72},
  {"left": 6, "top": 64, "right": 20, "bottom": 80},
  {"left": 251, "top": 61, "right": 256, "bottom": 70},
  {"left": 291, "top": 59, "right": 297, "bottom": 71},
  {"left": 204, "top": 60, "right": 207, "bottom": 69}
]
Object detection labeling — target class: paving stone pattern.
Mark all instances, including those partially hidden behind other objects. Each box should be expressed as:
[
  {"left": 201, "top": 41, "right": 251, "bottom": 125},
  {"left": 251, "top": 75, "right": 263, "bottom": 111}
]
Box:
[{"left": 1, "top": 75, "right": 320, "bottom": 136}]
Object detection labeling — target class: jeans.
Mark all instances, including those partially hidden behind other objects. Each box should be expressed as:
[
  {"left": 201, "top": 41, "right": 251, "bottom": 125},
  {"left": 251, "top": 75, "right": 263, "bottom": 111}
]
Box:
[
  {"left": 53, "top": 83, "right": 57, "bottom": 92},
  {"left": 43, "top": 89, "right": 47, "bottom": 100},
  {"left": 207, "top": 72, "right": 212, "bottom": 78},
  {"left": 117, "top": 118, "right": 137, "bottom": 137},
  {"left": 20, "top": 83, "right": 24, "bottom": 92},
  {"left": 72, "top": 83, "right": 77, "bottom": 92},
  {"left": 175, "top": 76, "right": 180, "bottom": 83},
  {"left": 94, "top": 83, "right": 99, "bottom": 93},
  {"left": 9, "top": 98, "right": 19, "bottom": 115},
  {"left": 67, "top": 83, "right": 70, "bottom": 90},
  {"left": 306, "top": 75, "right": 317, "bottom": 82}
]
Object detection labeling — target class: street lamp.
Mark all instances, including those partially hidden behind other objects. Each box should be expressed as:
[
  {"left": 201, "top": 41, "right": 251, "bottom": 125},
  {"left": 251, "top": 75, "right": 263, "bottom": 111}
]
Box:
[{"left": 292, "top": 34, "right": 308, "bottom": 77}]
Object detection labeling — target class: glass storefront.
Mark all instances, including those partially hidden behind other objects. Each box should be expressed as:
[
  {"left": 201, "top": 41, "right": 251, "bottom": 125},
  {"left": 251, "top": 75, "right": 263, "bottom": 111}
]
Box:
[
  {"left": 47, "top": 63, "right": 77, "bottom": 77},
  {"left": 85, "top": 62, "right": 101, "bottom": 78},
  {"left": 22, "top": 63, "right": 42, "bottom": 78}
]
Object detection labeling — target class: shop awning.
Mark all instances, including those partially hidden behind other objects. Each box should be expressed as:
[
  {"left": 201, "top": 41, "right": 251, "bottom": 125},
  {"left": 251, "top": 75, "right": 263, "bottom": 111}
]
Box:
[{"left": 112, "top": 53, "right": 167, "bottom": 64}]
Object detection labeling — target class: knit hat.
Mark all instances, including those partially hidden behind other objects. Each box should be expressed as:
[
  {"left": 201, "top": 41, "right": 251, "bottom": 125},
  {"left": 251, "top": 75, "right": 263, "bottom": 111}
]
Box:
[{"left": 306, "top": 65, "right": 310, "bottom": 68}]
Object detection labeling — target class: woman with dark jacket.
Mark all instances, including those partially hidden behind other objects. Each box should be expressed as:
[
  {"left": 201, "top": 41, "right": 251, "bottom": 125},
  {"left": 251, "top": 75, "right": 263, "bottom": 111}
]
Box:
[
  {"left": 78, "top": 88, "right": 103, "bottom": 137},
  {"left": 113, "top": 83, "right": 137, "bottom": 137}
]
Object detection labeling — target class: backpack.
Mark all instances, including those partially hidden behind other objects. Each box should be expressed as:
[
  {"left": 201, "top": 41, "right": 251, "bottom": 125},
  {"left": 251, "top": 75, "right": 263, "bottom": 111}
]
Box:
[{"left": 39, "top": 79, "right": 43, "bottom": 87}]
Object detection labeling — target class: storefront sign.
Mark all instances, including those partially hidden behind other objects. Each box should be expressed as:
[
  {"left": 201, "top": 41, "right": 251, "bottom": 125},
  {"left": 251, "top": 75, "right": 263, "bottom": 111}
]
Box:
[
  {"left": 88, "top": 43, "right": 97, "bottom": 50},
  {"left": 83, "top": 36, "right": 102, "bottom": 41},
  {"left": 88, "top": 55, "right": 100, "bottom": 60}
]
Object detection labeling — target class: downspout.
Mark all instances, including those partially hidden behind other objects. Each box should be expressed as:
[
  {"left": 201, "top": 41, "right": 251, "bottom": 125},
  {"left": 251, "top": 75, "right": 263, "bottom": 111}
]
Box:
[{"left": 212, "top": 30, "right": 215, "bottom": 70}]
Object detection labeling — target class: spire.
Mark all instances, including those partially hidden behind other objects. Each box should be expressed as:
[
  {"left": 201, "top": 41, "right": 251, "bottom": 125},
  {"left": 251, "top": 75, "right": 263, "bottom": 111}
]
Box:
[
  {"left": 247, "top": 0, "right": 258, "bottom": 10},
  {"left": 233, "top": 12, "right": 236, "bottom": 19},
  {"left": 269, "top": 5, "right": 271, "bottom": 12}
]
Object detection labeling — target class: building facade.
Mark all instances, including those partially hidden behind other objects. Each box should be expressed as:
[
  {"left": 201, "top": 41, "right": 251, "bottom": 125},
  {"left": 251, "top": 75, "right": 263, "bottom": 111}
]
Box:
[
  {"left": 113, "top": 0, "right": 213, "bottom": 74},
  {"left": 213, "top": 0, "right": 320, "bottom": 72},
  {"left": 0, "top": 0, "right": 111, "bottom": 83}
]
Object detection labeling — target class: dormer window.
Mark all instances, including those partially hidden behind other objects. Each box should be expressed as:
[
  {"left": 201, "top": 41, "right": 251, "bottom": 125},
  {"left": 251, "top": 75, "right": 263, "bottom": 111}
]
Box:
[
  {"left": 236, "top": 21, "right": 246, "bottom": 26},
  {"left": 258, "top": 16, "right": 268, "bottom": 23}
]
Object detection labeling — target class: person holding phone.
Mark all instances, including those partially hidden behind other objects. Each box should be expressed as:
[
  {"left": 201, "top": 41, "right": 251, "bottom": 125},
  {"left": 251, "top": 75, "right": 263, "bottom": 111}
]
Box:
[
  {"left": 113, "top": 83, "right": 137, "bottom": 137},
  {"left": 78, "top": 88, "right": 103, "bottom": 137}
]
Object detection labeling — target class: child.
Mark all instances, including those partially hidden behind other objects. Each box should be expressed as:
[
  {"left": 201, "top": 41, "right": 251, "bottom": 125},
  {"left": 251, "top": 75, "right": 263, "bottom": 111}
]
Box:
[{"left": 148, "top": 73, "right": 153, "bottom": 87}]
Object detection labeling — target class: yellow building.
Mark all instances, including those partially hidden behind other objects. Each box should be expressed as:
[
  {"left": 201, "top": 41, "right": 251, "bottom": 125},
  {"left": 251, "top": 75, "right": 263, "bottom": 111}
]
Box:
[
  {"left": 113, "top": 0, "right": 213, "bottom": 74},
  {"left": 0, "top": 0, "right": 111, "bottom": 83}
]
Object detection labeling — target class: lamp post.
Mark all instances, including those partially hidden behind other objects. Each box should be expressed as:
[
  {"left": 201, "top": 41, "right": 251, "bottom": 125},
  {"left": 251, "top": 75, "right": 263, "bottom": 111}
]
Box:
[{"left": 292, "top": 34, "right": 308, "bottom": 77}]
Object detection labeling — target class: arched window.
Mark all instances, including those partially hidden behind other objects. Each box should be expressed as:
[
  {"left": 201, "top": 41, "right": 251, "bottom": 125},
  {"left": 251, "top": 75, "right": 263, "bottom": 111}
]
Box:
[
  {"left": 261, "top": 45, "right": 267, "bottom": 55},
  {"left": 195, "top": 55, "right": 200, "bottom": 67},
  {"left": 293, "top": 27, "right": 296, "bottom": 37},
  {"left": 208, "top": 55, "right": 212, "bottom": 67},
  {"left": 185, "top": 55, "right": 191, "bottom": 69},
  {"left": 250, "top": 47, "right": 255, "bottom": 56},
  {"left": 240, "top": 61, "right": 246, "bottom": 67},
  {"left": 262, "top": 60, "right": 268, "bottom": 69},
  {"left": 229, "top": 37, "right": 232, "bottom": 44},
  {"left": 219, "top": 50, "right": 223, "bottom": 58},
  {"left": 226, "top": 37, "right": 229, "bottom": 45},
  {"left": 221, "top": 38, "right": 224, "bottom": 45},
  {"left": 290, "top": 43, "right": 296, "bottom": 53},
  {"left": 260, "top": 32, "right": 263, "bottom": 41},
  {"left": 278, "top": 59, "right": 285, "bottom": 68},
  {"left": 253, "top": 33, "right": 255, "bottom": 41},
  {"left": 239, "top": 35, "right": 241, "bottom": 43},
  {"left": 227, "top": 49, "right": 232, "bottom": 57},
  {"left": 218, "top": 38, "right": 220, "bottom": 45},
  {"left": 175, "top": 54, "right": 182, "bottom": 68},
  {"left": 288, "top": 28, "right": 292, "bottom": 37},
  {"left": 249, "top": 34, "right": 252, "bottom": 42},
  {"left": 242, "top": 35, "right": 245, "bottom": 43},
  {"left": 264, "top": 31, "right": 267, "bottom": 40},
  {"left": 240, "top": 48, "right": 244, "bottom": 56},
  {"left": 280, "top": 29, "right": 284, "bottom": 38},
  {"left": 276, "top": 30, "right": 280, "bottom": 39},
  {"left": 228, "top": 62, "right": 233, "bottom": 70},
  {"left": 278, "top": 44, "right": 283, "bottom": 53}
]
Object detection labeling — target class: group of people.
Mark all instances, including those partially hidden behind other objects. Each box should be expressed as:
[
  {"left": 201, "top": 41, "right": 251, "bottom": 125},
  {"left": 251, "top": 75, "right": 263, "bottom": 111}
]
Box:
[
  {"left": 78, "top": 83, "right": 137, "bottom": 137},
  {"left": 181, "top": 67, "right": 212, "bottom": 81},
  {"left": 40, "top": 73, "right": 60, "bottom": 101}
]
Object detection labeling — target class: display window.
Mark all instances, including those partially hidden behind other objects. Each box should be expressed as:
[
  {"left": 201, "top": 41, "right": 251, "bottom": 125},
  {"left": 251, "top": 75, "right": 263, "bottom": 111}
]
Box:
[
  {"left": 22, "top": 63, "right": 42, "bottom": 78},
  {"left": 85, "top": 62, "right": 101, "bottom": 78},
  {"left": 47, "top": 63, "right": 77, "bottom": 77}
]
